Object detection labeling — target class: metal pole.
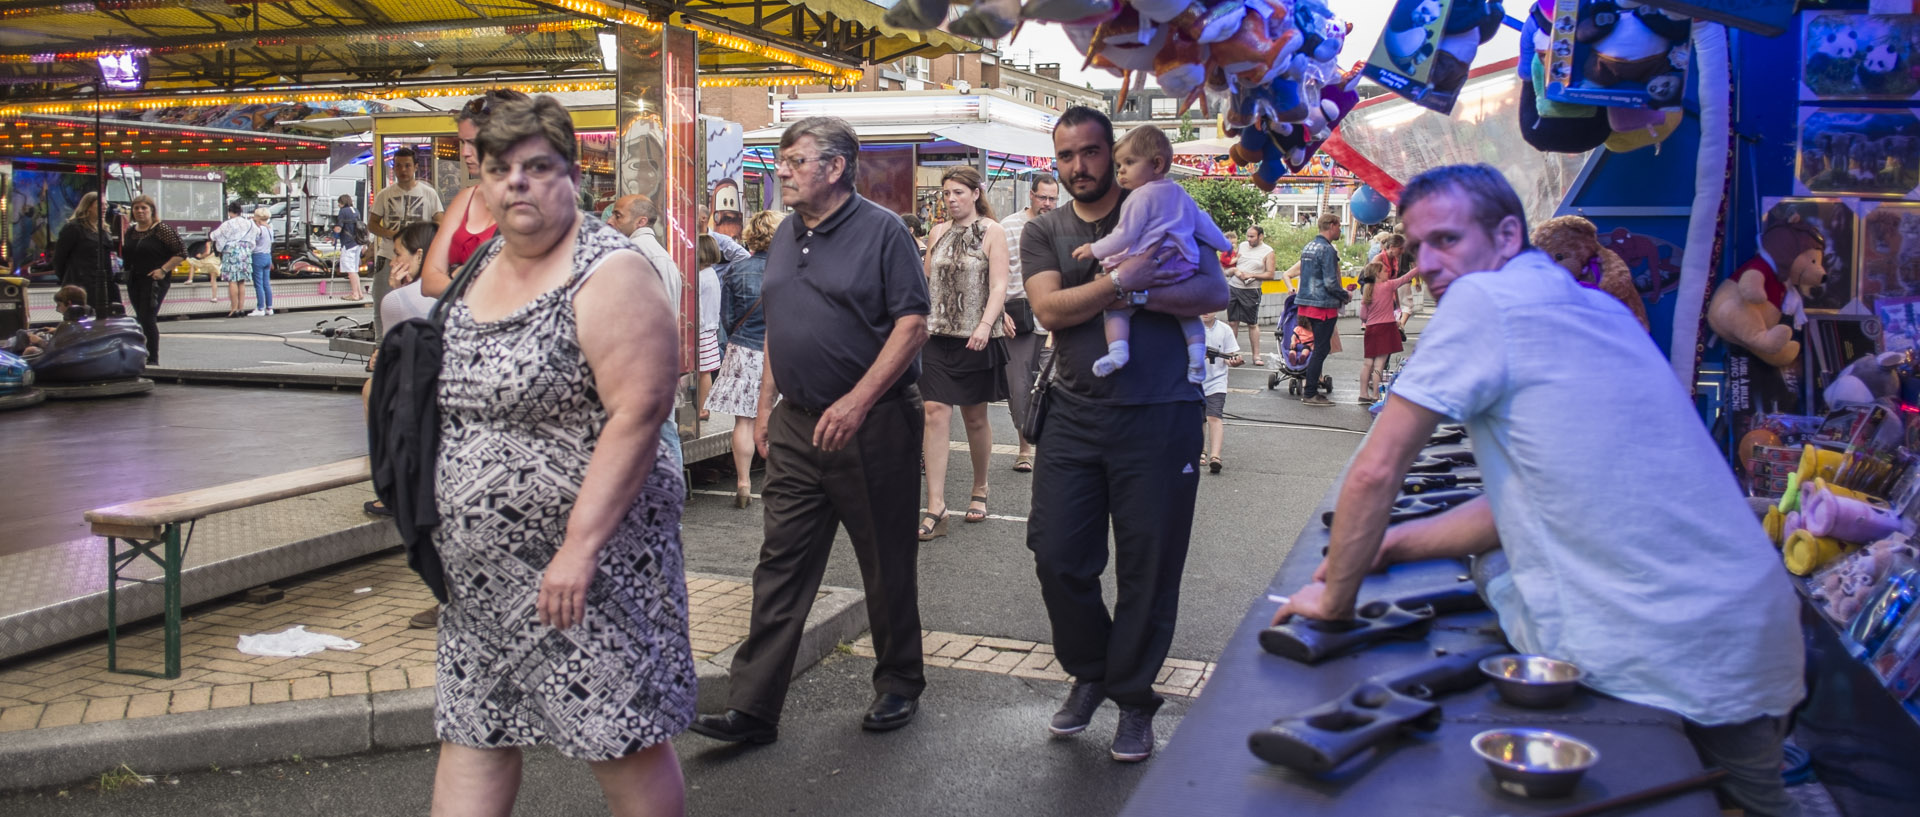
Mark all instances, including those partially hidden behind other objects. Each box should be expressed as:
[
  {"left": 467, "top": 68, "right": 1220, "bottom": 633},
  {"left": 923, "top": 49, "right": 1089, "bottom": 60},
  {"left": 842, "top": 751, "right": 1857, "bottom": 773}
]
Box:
[{"left": 94, "top": 79, "right": 109, "bottom": 316}]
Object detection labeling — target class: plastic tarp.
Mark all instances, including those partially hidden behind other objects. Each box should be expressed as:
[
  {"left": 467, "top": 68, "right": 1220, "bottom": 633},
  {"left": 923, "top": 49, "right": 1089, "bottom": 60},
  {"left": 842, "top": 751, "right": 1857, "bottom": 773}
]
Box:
[
  {"left": 930, "top": 123, "right": 1057, "bottom": 158},
  {"left": 236, "top": 626, "right": 363, "bottom": 658},
  {"left": 1329, "top": 60, "right": 1591, "bottom": 229}
]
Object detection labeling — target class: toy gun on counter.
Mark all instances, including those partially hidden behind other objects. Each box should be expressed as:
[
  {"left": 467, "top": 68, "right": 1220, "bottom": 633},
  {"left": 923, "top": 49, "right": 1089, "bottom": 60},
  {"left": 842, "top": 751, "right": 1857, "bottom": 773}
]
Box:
[
  {"left": 1250, "top": 644, "right": 1506, "bottom": 773},
  {"left": 1403, "top": 469, "right": 1482, "bottom": 494},
  {"left": 1261, "top": 581, "right": 1487, "bottom": 663},
  {"left": 1322, "top": 487, "right": 1484, "bottom": 528}
]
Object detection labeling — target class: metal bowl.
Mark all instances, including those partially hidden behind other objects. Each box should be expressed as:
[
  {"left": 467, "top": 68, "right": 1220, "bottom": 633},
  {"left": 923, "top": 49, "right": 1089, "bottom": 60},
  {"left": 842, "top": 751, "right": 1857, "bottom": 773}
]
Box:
[
  {"left": 1471, "top": 728, "right": 1600, "bottom": 798},
  {"left": 1479, "top": 654, "right": 1585, "bottom": 709}
]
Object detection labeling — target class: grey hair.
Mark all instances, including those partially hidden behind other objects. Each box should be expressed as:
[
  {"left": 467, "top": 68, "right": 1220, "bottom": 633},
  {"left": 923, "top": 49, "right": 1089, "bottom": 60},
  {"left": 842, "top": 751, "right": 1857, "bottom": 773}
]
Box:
[
  {"left": 778, "top": 116, "right": 859, "bottom": 191},
  {"left": 1397, "top": 164, "right": 1532, "bottom": 250}
]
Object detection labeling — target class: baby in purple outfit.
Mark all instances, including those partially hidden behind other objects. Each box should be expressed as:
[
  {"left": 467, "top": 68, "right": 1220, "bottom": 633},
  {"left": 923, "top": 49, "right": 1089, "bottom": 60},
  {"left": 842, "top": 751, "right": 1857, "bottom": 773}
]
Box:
[{"left": 1072, "top": 126, "right": 1231, "bottom": 384}]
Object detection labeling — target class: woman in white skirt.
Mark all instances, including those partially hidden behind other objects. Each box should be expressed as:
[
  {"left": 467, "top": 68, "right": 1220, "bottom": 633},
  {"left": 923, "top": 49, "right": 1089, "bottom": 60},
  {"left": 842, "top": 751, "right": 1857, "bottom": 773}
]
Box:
[
  {"left": 695, "top": 235, "right": 724, "bottom": 420},
  {"left": 704, "top": 210, "right": 784, "bottom": 507}
]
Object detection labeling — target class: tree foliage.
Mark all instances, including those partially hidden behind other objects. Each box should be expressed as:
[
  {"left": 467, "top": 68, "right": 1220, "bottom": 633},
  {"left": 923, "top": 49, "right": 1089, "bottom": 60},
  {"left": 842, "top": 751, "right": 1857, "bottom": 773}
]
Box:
[
  {"left": 222, "top": 165, "right": 278, "bottom": 202},
  {"left": 1177, "top": 178, "right": 1267, "bottom": 237}
]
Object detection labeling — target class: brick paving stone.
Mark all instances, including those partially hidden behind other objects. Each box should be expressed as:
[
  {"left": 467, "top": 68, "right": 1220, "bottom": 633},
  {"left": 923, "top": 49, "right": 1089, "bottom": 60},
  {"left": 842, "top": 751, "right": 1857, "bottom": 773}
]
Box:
[
  {"left": 0, "top": 705, "right": 44, "bottom": 732},
  {"left": 330, "top": 673, "right": 369, "bottom": 697},
  {"left": 368, "top": 669, "right": 407, "bottom": 693},
  {"left": 977, "top": 637, "right": 1037, "bottom": 651},
  {"left": 1014, "top": 652, "right": 1054, "bottom": 673},
  {"left": 169, "top": 687, "right": 211, "bottom": 713},
  {"left": 987, "top": 652, "right": 1024, "bottom": 670},
  {"left": 925, "top": 656, "right": 956, "bottom": 668},
  {"left": 251, "top": 681, "right": 291, "bottom": 704},
  {"left": 405, "top": 666, "right": 436, "bottom": 689},
  {"left": 1154, "top": 666, "right": 1174, "bottom": 684},
  {"left": 124, "top": 692, "right": 171, "bottom": 720},
  {"left": 82, "top": 696, "right": 128, "bottom": 723},
  {"left": 210, "top": 685, "right": 251, "bottom": 709},
  {"left": 38, "top": 700, "right": 87, "bottom": 728},
  {"left": 290, "top": 677, "right": 331, "bottom": 701},
  {"left": 1165, "top": 668, "right": 1203, "bottom": 689},
  {"left": 960, "top": 647, "right": 999, "bottom": 664},
  {"left": 79, "top": 682, "right": 149, "bottom": 699},
  {"left": 951, "top": 660, "right": 995, "bottom": 672}
]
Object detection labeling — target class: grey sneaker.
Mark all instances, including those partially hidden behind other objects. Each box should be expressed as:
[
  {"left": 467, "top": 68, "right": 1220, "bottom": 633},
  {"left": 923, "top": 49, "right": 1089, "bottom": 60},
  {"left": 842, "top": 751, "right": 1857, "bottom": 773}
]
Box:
[
  {"left": 1301, "top": 394, "right": 1334, "bottom": 407},
  {"left": 1048, "top": 679, "right": 1106, "bottom": 736},
  {"left": 1110, "top": 698, "right": 1162, "bottom": 762}
]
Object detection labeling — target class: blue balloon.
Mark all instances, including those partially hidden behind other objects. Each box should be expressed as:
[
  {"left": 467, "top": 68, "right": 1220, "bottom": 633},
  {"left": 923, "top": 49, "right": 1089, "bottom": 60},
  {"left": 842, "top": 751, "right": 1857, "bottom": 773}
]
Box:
[{"left": 1349, "top": 185, "right": 1392, "bottom": 225}]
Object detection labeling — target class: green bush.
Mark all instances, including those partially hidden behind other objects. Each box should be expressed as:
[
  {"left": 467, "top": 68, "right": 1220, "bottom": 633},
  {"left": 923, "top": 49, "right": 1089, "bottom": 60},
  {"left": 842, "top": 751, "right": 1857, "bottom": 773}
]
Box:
[
  {"left": 1178, "top": 178, "right": 1267, "bottom": 237},
  {"left": 1253, "top": 220, "right": 1373, "bottom": 274}
]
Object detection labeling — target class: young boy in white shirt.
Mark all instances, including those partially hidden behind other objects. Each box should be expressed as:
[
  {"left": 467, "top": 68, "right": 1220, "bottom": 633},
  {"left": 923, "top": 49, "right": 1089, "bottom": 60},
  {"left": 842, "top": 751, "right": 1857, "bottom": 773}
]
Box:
[{"left": 1200, "top": 312, "right": 1241, "bottom": 473}]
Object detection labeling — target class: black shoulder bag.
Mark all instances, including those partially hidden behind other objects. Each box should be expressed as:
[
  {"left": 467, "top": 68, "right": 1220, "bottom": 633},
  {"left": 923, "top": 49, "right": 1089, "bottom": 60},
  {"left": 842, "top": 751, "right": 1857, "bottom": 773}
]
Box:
[
  {"left": 1020, "top": 336, "right": 1056, "bottom": 444},
  {"left": 366, "top": 236, "right": 500, "bottom": 604}
]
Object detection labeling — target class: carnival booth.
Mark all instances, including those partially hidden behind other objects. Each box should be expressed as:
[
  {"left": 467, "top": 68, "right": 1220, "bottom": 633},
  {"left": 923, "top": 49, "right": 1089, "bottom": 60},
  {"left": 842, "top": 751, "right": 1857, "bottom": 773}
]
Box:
[{"left": 920, "top": 0, "right": 1917, "bottom": 814}]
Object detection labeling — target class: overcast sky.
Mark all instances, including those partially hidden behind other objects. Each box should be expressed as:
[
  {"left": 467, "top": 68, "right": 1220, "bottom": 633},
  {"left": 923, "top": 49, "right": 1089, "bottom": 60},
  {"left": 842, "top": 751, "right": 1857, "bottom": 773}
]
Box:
[{"left": 1000, "top": 0, "right": 1521, "bottom": 91}]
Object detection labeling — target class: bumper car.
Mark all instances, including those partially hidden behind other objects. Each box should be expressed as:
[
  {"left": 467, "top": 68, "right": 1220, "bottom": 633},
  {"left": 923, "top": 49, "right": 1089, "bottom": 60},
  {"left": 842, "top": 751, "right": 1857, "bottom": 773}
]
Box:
[
  {"left": 24, "top": 316, "right": 153, "bottom": 398},
  {"left": 0, "top": 348, "right": 42, "bottom": 410}
]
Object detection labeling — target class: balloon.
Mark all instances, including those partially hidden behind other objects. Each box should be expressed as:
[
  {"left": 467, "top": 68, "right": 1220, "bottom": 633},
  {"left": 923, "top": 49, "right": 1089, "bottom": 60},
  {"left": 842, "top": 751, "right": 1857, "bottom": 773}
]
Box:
[{"left": 1349, "top": 185, "right": 1392, "bottom": 225}]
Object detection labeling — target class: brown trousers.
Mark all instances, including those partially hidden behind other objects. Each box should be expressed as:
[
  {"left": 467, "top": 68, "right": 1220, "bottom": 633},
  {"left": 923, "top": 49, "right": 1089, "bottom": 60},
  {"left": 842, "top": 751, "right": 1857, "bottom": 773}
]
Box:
[{"left": 725, "top": 390, "right": 927, "bottom": 722}]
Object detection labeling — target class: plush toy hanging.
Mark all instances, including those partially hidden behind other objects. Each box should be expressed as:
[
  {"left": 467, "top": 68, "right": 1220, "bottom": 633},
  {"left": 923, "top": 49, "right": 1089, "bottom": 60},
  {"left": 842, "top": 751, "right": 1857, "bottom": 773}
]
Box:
[
  {"left": 897, "top": 0, "right": 1361, "bottom": 187},
  {"left": 1532, "top": 215, "right": 1652, "bottom": 330},
  {"left": 1707, "top": 219, "right": 1828, "bottom": 368}
]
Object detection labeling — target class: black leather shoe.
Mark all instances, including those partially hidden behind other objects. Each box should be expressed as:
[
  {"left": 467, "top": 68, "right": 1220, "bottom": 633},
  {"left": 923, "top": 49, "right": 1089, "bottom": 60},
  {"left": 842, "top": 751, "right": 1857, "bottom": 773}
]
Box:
[
  {"left": 688, "top": 710, "right": 778, "bottom": 744},
  {"left": 861, "top": 692, "right": 918, "bottom": 731}
]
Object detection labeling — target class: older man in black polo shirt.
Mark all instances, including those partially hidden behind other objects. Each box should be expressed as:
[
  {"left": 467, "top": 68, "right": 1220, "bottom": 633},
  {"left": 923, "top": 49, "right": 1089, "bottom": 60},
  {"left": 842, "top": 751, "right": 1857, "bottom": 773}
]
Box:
[{"left": 690, "top": 117, "right": 932, "bottom": 744}]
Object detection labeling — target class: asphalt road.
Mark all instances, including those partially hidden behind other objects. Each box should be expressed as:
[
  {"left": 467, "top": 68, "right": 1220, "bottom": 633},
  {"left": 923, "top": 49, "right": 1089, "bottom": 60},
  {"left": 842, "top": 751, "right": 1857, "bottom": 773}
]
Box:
[{"left": 3, "top": 309, "right": 1411, "bottom": 816}]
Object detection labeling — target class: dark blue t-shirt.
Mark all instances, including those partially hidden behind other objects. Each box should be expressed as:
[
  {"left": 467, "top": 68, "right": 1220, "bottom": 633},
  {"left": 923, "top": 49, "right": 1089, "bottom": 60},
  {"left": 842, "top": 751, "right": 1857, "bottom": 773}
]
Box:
[
  {"left": 763, "top": 194, "right": 931, "bottom": 411},
  {"left": 337, "top": 205, "right": 361, "bottom": 250}
]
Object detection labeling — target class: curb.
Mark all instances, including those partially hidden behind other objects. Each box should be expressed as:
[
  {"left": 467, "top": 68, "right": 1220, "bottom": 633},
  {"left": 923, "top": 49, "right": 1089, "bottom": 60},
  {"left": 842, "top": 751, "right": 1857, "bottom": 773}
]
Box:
[{"left": 0, "top": 578, "right": 867, "bottom": 793}]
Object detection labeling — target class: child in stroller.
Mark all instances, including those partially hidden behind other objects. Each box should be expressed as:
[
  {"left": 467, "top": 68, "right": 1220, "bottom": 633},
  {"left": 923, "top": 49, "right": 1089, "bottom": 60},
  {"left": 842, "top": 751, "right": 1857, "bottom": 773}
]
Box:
[{"left": 1266, "top": 293, "right": 1334, "bottom": 395}]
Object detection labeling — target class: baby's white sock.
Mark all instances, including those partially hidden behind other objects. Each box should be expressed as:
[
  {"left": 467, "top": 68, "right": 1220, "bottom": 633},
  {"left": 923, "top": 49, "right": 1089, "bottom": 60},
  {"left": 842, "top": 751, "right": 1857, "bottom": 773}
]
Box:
[
  {"left": 1186, "top": 341, "right": 1207, "bottom": 384},
  {"left": 1093, "top": 341, "right": 1131, "bottom": 377}
]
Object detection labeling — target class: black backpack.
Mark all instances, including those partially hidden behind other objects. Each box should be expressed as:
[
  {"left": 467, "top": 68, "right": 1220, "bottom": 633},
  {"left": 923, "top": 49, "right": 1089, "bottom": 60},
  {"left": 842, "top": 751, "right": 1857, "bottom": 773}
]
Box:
[{"left": 366, "top": 237, "right": 498, "bottom": 603}]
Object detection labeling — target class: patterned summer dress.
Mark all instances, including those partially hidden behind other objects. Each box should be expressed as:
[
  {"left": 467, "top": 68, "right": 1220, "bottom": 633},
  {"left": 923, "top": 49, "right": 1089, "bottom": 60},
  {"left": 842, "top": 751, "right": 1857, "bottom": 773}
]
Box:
[{"left": 431, "top": 215, "right": 695, "bottom": 761}]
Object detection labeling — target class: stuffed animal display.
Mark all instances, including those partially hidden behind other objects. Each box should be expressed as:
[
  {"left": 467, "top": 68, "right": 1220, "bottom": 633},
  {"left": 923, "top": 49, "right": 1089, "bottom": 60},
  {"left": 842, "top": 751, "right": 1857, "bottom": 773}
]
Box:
[
  {"left": 1532, "top": 215, "right": 1651, "bottom": 330},
  {"left": 1812, "top": 536, "right": 1920, "bottom": 623},
  {"left": 1571, "top": 0, "right": 1690, "bottom": 102},
  {"left": 1363, "top": 0, "right": 1506, "bottom": 114},
  {"left": 1707, "top": 220, "right": 1828, "bottom": 368},
  {"left": 891, "top": 0, "right": 1364, "bottom": 190},
  {"left": 1826, "top": 352, "right": 1906, "bottom": 409}
]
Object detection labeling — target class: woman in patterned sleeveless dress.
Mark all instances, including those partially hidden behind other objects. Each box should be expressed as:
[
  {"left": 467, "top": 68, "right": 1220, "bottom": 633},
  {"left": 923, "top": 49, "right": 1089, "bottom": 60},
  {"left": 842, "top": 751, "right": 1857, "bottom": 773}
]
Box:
[
  {"left": 916, "top": 165, "right": 1010, "bottom": 540},
  {"left": 429, "top": 96, "right": 693, "bottom": 816}
]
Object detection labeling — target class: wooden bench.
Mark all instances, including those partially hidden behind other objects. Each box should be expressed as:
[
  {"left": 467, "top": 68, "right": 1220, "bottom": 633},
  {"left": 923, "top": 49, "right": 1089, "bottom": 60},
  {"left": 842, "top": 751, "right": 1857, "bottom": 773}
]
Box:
[{"left": 84, "top": 458, "right": 373, "bottom": 679}]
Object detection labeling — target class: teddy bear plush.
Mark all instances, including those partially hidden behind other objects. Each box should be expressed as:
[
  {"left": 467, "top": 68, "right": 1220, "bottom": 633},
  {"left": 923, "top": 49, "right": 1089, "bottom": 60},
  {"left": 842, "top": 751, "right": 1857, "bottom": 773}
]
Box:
[
  {"left": 1708, "top": 219, "right": 1828, "bottom": 368},
  {"left": 1533, "top": 216, "right": 1651, "bottom": 330}
]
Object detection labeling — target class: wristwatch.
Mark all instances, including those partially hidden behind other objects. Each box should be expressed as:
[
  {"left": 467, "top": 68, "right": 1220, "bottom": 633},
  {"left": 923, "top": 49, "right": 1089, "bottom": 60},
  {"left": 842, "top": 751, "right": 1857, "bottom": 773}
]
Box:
[{"left": 1129, "top": 289, "right": 1150, "bottom": 307}]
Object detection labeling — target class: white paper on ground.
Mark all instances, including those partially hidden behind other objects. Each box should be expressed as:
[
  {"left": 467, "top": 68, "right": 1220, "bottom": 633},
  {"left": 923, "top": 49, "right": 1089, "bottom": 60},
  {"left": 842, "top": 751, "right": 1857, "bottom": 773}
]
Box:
[{"left": 236, "top": 625, "right": 363, "bottom": 658}]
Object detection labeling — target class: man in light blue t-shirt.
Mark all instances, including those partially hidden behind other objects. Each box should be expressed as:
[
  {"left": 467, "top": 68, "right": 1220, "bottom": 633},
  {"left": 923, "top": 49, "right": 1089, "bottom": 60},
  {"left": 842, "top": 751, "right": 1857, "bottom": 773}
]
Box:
[{"left": 1274, "top": 165, "right": 1804, "bottom": 817}]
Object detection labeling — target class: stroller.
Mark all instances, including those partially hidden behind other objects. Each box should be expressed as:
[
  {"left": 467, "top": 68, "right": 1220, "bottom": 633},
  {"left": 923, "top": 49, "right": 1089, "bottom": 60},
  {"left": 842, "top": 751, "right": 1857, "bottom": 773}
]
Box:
[{"left": 1266, "top": 293, "right": 1333, "bottom": 395}]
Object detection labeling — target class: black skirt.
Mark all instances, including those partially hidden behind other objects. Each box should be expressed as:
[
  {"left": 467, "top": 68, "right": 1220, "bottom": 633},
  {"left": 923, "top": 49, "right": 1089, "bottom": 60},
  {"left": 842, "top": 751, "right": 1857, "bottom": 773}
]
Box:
[{"left": 920, "top": 334, "right": 1009, "bottom": 406}]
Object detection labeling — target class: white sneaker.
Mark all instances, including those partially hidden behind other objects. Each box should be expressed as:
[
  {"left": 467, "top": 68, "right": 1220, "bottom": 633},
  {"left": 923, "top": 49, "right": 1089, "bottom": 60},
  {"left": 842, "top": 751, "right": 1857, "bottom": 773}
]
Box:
[
  {"left": 247, "top": 309, "right": 266, "bottom": 317},
  {"left": 265, "top": 308, "right": 275, "bottom": 315}
]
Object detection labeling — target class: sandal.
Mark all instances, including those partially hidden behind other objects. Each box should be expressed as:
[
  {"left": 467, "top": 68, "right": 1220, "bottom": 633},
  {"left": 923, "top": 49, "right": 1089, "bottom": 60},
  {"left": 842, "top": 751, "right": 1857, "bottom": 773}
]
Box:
[
  {"left": 918, "top": 511, "right": 948, "bottom": 541},
  {"left": 1013, "top": 456, "right": 1033, "bottom": 473},
  {"left": 1209, "top": 457, "right": 1223, "bottom": 474},
  {"left": 965, "top": 495, "right": 988, "bottom": 523}
]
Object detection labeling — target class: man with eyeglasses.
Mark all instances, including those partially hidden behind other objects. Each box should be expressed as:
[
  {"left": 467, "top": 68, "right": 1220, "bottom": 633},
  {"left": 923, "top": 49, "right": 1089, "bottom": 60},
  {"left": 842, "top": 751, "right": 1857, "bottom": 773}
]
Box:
[
  {"left": 690, "top": 116, "right": 933, "bottom": 745},
  {"left": 368, "top": 145, "right": 441, "bottom": 336},
  {"left": 997, "top": 175, "right": 1058, "bottom": 471}
]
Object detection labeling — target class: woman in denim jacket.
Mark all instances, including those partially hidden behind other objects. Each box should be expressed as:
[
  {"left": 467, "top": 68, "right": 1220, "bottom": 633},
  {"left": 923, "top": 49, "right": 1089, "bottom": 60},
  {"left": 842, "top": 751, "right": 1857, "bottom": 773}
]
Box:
[{"left": 704, "top": 210, "right": 786, "bottom": 507}]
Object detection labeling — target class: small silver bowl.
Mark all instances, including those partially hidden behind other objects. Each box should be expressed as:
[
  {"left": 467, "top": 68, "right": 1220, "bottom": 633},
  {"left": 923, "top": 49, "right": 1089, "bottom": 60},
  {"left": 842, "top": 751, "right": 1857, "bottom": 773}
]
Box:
[
  {"left": 1479, "top": 654, "right": 1585, "bottom": 709},
  {"left": 1471, "top": 728, "right": 1600, "bottom": 798}
]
